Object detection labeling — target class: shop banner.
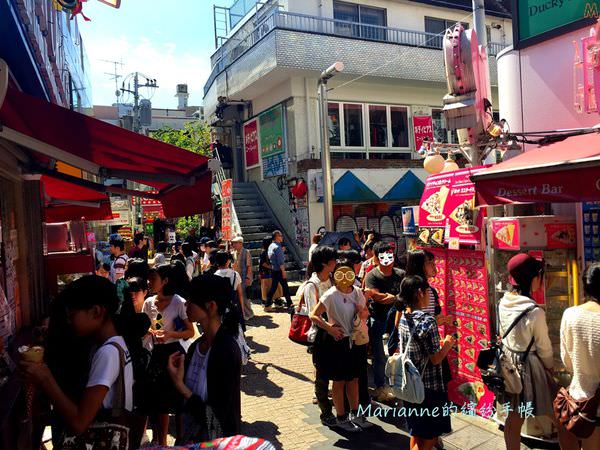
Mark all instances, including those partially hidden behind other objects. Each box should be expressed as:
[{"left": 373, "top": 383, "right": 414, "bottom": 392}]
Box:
[
  {"left": 259, "top": 105, "right": 285, "bottom": 158},
  {"left": 413, "top": 115, "right": 434, "bottom": 152},
  {"left": 545, "top": 223, "right": 577, "bottom": 249},
  {"left": 244, "top": 119, "right": 259, "bottom": 168},
  {"left": 419, "top": 172, "right": 454, "bottom": 227},
  {"left": 221, "top": 179, "right": 233, "bottom": 241},
  {"left": 491, "top": 218, "right": 520, "bottom": 250}
]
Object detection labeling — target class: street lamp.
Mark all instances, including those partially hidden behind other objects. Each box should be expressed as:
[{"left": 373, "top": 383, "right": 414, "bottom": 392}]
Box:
[{"left": 318, "top": 62, "right": 344, "bottom": 231}]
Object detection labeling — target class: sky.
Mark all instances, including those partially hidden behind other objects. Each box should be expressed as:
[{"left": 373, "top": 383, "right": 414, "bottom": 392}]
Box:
[{"left": 79, "top": 0, "right": 227, "bottom": 108}]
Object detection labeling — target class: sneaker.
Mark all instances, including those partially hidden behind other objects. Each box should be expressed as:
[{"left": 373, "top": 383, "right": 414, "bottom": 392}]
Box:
[
  {"left": 335, "top": 416, "right": 361, "bottom": 433},
  {"left": 320, "top": 413, "right": 337, "bottom": 427},
  {"left": 312, "top": 396, "right": 318, "bottom": 405},
  {"left": 351, "top": 414, "right": 374, "bottom": 430},
  {"left": 274, "top": 299, "right": 284, "bottom": 307},
  {"left": 263, "top": 305, "right": 275, "bottom": 312}
]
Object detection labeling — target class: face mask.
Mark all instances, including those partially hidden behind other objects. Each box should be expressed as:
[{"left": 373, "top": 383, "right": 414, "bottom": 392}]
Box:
[
  {"left": 333, "top": 266, "right": 356, "bottom": 289},
  {"left": 378, "top": 252, "right": 395, "bottom": 267}
]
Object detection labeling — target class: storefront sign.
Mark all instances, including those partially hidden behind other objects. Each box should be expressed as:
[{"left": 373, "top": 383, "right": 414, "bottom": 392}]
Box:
[
  {"left": 491, "top": 219, "right": 520, "bottom": 250},
  {"left": 545, "top": 223, "right": 577, "bottom": 249},
  {"left": 419, "top": 172, "right": 453, "bottom": 227},
  {"left": 259, "top": 105, "right": 285, "bottom": 158},
  {"left": 221, "top": 179, "right": 233, "bottom": 241},
  {"left": 413, "top": 115, "right": 434, "bottom": 152},
  {"left": 244, "top": 119, "right": 260, "bottom": 168},
  {"left": 446, "top": 167, "right": 488, "bottom": 245}
]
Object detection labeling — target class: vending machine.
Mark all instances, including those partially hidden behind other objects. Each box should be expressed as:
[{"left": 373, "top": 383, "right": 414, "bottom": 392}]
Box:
[{"left": 488, "top": 216, "right": 578, "bottom": 441}]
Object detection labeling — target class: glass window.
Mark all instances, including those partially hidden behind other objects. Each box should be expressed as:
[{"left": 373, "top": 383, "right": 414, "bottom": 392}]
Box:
[
  {"left": 390, "top": 106, "right": 409, "bottom": 148},
  {"left": 328, "top": 103, "right": 341, "bottom": 146},
  {"left": 332, "top": 152, "right": 366, "bottom": 159},
  {"left": 360, "top": 6, "right": 386, "bottom": 41},
  {"left": 344, "top": 104, "right": 364, "bottom": 147},
  {"left": 369, "top": 105, "right": 388, "bottom": 147},
  {"left": 425, "top": 17, "right": 469, "bottom": 48},
  {"left": 333, "top": 1, "right": 359, "bottom": 38},
  {"left": 432, "top": 109, "right": 458, "bottom": 144},
  {"left": 334, "top": 2, "right": 387, "bottom": 40},
  {"left": 369, "top": 153, "right": 411, "bottom": 160}
]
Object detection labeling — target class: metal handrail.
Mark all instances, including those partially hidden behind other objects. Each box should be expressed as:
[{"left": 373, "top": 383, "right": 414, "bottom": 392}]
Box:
[
  {"left": 212, "top": 153, "right": 242, "bottom": 238},
  {"left": 204, "top": 9, "right": 509, "bottom": 95}
]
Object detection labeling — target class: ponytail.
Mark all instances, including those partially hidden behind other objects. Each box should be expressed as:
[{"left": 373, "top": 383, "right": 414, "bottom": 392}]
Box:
[{"left": 396, "top": 275, "right": 429, "bottom": 312}]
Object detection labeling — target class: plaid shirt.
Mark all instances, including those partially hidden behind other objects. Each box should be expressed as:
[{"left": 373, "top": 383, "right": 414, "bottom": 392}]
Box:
[{"left": 398, "top": 310, "right": 445, "bottom": 392}]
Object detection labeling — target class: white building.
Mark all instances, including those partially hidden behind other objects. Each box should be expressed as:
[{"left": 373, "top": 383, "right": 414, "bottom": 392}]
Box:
[{"left": 203, "top": 0, "right": 512, "bottom": 251}]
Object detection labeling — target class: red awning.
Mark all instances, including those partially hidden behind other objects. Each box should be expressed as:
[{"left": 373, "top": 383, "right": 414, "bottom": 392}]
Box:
[
  {"left": 41, "top": 175, "right": 113, "bottom": 223},
  {"left": 472, "top": 133, "right": 600, "bottom": 205},
  {"left": 0, "top": 88, "right": 212, "bottom": 218}
]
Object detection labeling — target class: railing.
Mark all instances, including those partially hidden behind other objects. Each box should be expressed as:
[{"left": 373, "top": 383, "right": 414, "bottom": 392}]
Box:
[
  {"left": 212, "top": 153, "right": 242, "bottom": 238},
  {"left": 204, "top": 9, "right": 509, "bottom": 95}
]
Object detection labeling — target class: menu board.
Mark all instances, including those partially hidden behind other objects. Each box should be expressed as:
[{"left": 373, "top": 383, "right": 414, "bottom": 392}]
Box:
[{"left": 583, "top": 202, "right": 600, "bottom": 267}]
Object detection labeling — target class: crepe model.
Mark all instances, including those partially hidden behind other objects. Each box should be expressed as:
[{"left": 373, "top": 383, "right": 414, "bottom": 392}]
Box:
[
  {"left": 464, "top": 321, "right": 474, "bottom": 332},
  {"left": 550, "top": 227, "right": 576, "bottom": 246},
  {"left": 422, "top": 185, "right": 450, "bottom": 215},
  {"left": 431, "top": 229, "right": 444, "bottom": 245},
  {"left": 465, "top": 348, "right": 475, "bottom": 359},
  {"left": 478, "top": 339, "right": 488, "bottom": 348},
  {"left": 450, "top": 198, "right": 477, "bottom": 226},
  {"left": 419, "top": 228, "right": 431, "bottom": 244},
  {"left": 465, "top": 335, "right": 475, "bottom": 345},
  {"left": 477, "top": 324, "right": 487, "bottom": 335},
  {"left": 495, "top": 223, "right": 516, "bottom": 246}
]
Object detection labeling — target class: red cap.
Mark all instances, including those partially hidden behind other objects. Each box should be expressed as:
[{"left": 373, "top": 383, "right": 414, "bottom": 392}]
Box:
[{"left": 507, "top": 253, "right": 544, "bottom": 286}]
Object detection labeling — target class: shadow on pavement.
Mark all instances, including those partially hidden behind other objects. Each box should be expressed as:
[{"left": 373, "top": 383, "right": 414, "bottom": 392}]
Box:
[
  {"left": 327, "top": 424, "right": 411, "bottom": 449},
  {"left": 259, "top": 361, "right": 313, "bottom": 384},
  {"left": 245, "top": 335, "right": 270, "bottom": 354},
  {"left": 241, "top": 361, "right": 284, "bottom": 398},
  {"left": 241, "top": 420, "right": 283, "bottom": 450},
  {"left": 246, "top": 314, "right": 279, "bottom": 330}
]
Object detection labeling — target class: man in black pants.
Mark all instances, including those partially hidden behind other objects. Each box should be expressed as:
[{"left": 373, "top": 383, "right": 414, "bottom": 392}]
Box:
[{"left": 264, "top": 230, "right": 293, "bottom": 310}]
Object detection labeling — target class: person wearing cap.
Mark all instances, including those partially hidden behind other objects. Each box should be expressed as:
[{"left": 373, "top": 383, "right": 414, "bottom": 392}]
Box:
[
  {"left": 231, "top": 235, "right": 254, "bottom": 321},
  {"left": 499, "top": 253, "right": 575, "bottom": 450}
]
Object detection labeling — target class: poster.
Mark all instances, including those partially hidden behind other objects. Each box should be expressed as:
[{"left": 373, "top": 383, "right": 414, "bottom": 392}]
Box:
[
  {"left": 262, "top": 152, "right": 288, "bottom": 178},
  {"left": 259, "top": 105, "right": 285, "bottom": 158},
  {"left": 413, "top": 115, "right": 434, "bottom": 151},
  {"left": 419, "top": 172, "right": 453, "bottom": 228},
  {"left": 583, "top": 202, "right": 600, "bottom": 266},
  {"left": 401, "top": 206, "right": 419, "bottom": 235},
  {"left": 545, "top": 223, "right": 577, "bottom": 249},
  {"left": 491, "top": 218, "right": 520, "bottom": 250},
  {"left": 244, "top": 119, "right": 260, "bottom": 168},
  {"left": 221, "top": 179, "right": 233, "bottom": 241}
]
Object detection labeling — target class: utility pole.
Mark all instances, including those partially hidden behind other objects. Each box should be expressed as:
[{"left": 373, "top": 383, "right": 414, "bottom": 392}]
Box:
[
  {"left": 317, "top": 62, "right": 344, "bottom": 231},
  {"left": 120, "top": 72, "right": 158, "bottom": 133}
]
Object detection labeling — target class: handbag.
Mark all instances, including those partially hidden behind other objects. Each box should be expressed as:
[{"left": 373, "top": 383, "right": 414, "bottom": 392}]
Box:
[
  {"left": 288, "top": 281, "right": 318, "bottom": 346},
  {"left": 476, "top": 305, "right": 537, "bottom": 394},
  {"left": 553, "top": 385, "right": 600, "bottom": 439},
  {"left": 61, "top": 342, "right": 137, "bottom": 450}
]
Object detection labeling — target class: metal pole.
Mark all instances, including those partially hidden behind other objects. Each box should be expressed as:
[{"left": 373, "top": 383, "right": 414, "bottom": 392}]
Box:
[
  {"left": 318, "top": 79, "right": 334, "bottom": 231},
  {"left": 133, "top": 72, "right": 140, "bottom": 133}
]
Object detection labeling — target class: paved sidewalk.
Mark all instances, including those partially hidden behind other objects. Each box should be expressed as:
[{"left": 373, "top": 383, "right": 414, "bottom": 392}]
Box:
[{"left": 241, "top": 301, "right": 550, "bottom": 450}]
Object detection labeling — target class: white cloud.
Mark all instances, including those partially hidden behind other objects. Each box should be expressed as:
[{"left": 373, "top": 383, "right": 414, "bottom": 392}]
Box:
[{"left": 84, "top": 35, "right": 212, "bottom": 108}]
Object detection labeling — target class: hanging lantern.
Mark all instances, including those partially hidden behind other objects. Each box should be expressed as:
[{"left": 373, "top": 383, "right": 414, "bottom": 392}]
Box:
[
  {"left": 441, "top": 154, "right": 459, "bottom": 172},
  {"left": 423, "top": 152, "right": 445, "bottom": 174}
]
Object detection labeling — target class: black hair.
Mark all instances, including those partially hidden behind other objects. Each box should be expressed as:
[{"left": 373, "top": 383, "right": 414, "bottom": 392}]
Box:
[
  {"left": 406, "top": 249, "right": 435, "bottom": 279},
  {"left": 188, "top": 275, "right": 239, "bottom": 336},
  {"left": 173, "top": 241, "right": 182, "bottom": 252},
  {"left": 262, "top": 237, "right": 272, "bottom": 251},
  {"left": 338, "top": 249, "right": 362, "bottom": 266},
  {"left": 214, "top": 250, "right": 232, "bottom": 268},
  {"left": 171, "top": 253, "right": 186, "bottom": 264},
  {"left": 125, "top": 258, "right": 149, "bottom": 281},
  {"left": 62, "top": 275, "right": 119, "bottom": 319},
  {"left": 334, "top": 259, "right": 354, "bottom": 273},
  {"left": 583, "top": 263, "right": 600, "bottom": 302},
  {"left": 133, "top": 233, "right": 146, "bottom": 246},
  {"left": 120, "top": 277, "right": 148, "bottom": 318},
  {"left": 206, "top": 240, "right": 218, "bottom": 249},
  {"left": 156, "top": 241, "right": 168, "bottom": 253},
  {"left": 96, "top": 262, "right": 111, "bottom": 272},
  {"left": 109, "top": 238, "right": 125, "bottom": 251},
  {"left": 125, "top": 276, "right": 147, "bottom": 294},
  {"left": 181, "top": 242, "right": 193, "bottom": 258},
  {"left": 310, "top": 246, "right": 337, "bottom": 273},
  {"left": 395, "top": 275, "right": 429, "bottom": 312},
  {"left": 272, "top": 230, "right": 282, "bottom": 240},
  {"left": 363, "top": 240, "right": 376, "bottom": 252},
  {"left": 152, "top": 263, "right": 189, "bottom": 297},
  {"left": 373, "top": 241, "right": 392, "bottom": 257},
  {"left": 338, "top": 237, "right": 352, "bottom": 248}
]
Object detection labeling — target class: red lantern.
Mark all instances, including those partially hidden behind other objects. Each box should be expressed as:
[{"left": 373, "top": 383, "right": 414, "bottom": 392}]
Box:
[{"left": 291, "top": 179, "right": 307, "bottom": 198}]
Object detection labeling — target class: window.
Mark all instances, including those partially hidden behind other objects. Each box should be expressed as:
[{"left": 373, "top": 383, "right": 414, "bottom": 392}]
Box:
[
  {"left": 432, "top": 109, "right": 458, "bottom": 144},
  {"left": 369, "top": 105, "right": 387, "bottom": 147},
  {"left": 344, "top": 103, "right": 364, "bottom": 147},
  {"left": 425, "top": 17, "right": 469, "bottom": 48},
  {"left": 334, "top": 1, "right": 387, "bottom": 41},
  {"left": 390, "top": 106, "right": 409, "bottom": 147},
  {"left": 328, "top": 103, "right": 341, "bottom": 146}
]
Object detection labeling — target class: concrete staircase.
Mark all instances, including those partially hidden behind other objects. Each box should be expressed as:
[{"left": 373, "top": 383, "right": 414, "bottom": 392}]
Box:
[{"left": 232, "top": 182, "right": 304, "bottom": 296}]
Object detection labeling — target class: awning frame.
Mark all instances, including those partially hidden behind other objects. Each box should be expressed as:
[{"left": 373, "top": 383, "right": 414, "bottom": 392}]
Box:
[{"left": 471, "top": 156, "right": 600, "bottom": 181}]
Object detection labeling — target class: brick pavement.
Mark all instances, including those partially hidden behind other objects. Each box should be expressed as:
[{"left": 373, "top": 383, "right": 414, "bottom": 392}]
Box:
[{"left": 241, "top": 302, "right": 549, "bottom": 450}]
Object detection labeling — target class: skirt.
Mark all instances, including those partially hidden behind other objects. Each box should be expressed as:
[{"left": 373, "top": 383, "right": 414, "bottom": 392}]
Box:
[
  {"left": 260, "top": 278, "right": 282, "bottom": 300},
  {"left": 315, "top": 336, "right": 361, "bottom": 382},
  {"left": 141, "top": 341, "right": 185, "bottom": 415},
  {"left": 404, "top": 388, "right": 453, "bottom": 440},
  {"left": 497, "top": 350, "right": 556, "bottom": 417}
]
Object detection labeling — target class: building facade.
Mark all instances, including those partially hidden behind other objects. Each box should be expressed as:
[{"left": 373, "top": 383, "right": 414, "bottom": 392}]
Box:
[{"left": 203, "top": 0, "right": 512, "bottom": 252}]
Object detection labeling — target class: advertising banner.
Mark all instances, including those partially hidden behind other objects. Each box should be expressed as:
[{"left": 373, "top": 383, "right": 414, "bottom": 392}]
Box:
[
  {"left": 419, "top": 172, "right": 454, "bottom": 228},
  {"left": 259, "top": 105, "right": 285, "bottom": 158},
  {"left": 545, "top": 223, "right": 577, "bottom": 249},
  {"left": 413, "top": 115, "right": 434, "bottom": 152},
  {"left": 221, "top": 179, "right": 233, "bottom": 241},
  {"left": 244, "top": 119, "right": 260, "bottom": 168},
  {"left": 491, "top": 218, "right": 520, "bottom": 250}
]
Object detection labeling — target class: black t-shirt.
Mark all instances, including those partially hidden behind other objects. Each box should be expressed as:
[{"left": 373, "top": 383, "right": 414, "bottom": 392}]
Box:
[{"left": 365, "top": 267, "right": 406, "bottom": 320}]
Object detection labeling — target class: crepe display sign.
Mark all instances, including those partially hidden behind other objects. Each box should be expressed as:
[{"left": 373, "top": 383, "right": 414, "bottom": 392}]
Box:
[
  {"left": 492, "top": 219, "right": 519, "bottom": 250},
  {"left": 419, "top": 173, "right": 453, "bottom": 227},
  {"left": 545, "top": 223, "right": 576, "bottom": 249}
]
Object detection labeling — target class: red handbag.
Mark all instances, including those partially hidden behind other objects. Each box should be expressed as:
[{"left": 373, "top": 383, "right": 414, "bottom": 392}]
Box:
[{"left": 288, "top": 281, "right": 318, "bottom": 346}]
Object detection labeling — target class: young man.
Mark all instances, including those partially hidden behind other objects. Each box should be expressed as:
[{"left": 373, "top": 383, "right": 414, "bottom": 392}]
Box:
[
  {"left": 109, "top": 237, "right": 129, "bottom": 283},
  {"left": 265, "top": 230, "right": 293, "bottom": 310},
  {"left": 337, "top": 237, "right": 352, "bottom": 251},
  {"left": 128, "top": 232, "right": 148, "bottom": 261},
  {"left": 364, "top": 242, "right": 405, "bottom": 403},
  {"left": 231, "top": 235, "right": 254, "bottom": 321}
]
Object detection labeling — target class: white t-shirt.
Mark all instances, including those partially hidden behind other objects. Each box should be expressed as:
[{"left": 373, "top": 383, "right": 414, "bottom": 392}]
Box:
[
  {"left": 215, "top": 268, "right": 241, "bottom": 291},
  {"left": 142, "top": 294, "right": 188, "bottom": 344},
  {"left": 302, "top": 273, "right": 332, "bottom": 314},
  {"left": 320, "top": 286, "right": 366, "bottom": 338},
  {"left": 86, "top": 336, "right": 133, "bottom": 411},
  {"left": 186, "top": 345, "right": 211, "bottom": 402},
  {"left": 110, "top": 254, "right": 129, "bottom": 283}
]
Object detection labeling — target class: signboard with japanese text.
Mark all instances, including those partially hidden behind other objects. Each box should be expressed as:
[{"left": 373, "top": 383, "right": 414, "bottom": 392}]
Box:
[
  {"left": 259, "top": 105, "right": 285, "bottom": 158},
  {"left": 221, "top": 179, "right": 233, "bottom": 241},
  {"left": 413, "top": 115, "right": 434, "bottom": 152},
  {"left": 244, "top": 119, "right": 260, "bottom": 169},
  {"left": 419, "top": 172, "right": 453, "bottom": 228}
]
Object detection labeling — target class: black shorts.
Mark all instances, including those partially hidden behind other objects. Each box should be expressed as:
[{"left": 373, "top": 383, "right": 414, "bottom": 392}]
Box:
[
  {"left": 315, "top": 336, "right": 361, "bottom": 382},
  {"left": 404, "top": 388, "right": 452, "bottom": 440}
]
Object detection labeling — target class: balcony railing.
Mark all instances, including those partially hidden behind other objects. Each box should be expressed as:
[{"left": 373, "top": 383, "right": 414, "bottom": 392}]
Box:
[{"left": 204, "top": 9, "right": 509, "bottom": 95}]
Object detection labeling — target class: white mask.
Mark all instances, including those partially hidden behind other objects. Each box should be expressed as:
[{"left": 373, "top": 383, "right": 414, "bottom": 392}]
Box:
[{"left": 379, "top": 252, "right": 395, "bottom": 267}]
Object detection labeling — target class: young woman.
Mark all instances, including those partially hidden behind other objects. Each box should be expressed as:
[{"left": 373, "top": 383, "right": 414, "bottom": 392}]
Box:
[
  {"left": 166, "top": 275, "right": 242, "bottom": 443},
  {"left": 560, "top": 263, "right": 600, "bottom": 449},
  {"left": 143, "top": 264, "right": 195, "bottom": 446},
  {"left": 498, "top": 253, "right": 576, "bottom": 450},
  {"left": 310, "top": 261, "right": 371, "bottom": 432},
  {"left": 214, "top": 250, "right": 245, "bottom": 330},
  {"left": 397, "top": 276, "right": 455, "bottom": 450},
  {"left": 182, "top": 242, "right": 196, "bottom": 281},
  {"left": 20, "top": 276, "right": 134, "bottom": 446}
]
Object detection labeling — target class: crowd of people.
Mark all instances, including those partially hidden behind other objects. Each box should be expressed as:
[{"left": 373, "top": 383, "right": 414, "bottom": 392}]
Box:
[{"left": 16, "top": 226, "right": 600, "bottom": 450}]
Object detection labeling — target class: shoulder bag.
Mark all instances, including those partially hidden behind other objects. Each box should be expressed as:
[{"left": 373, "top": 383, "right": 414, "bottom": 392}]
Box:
[{"left": 289, "top": 281, "right": 318, "bottom": 346}]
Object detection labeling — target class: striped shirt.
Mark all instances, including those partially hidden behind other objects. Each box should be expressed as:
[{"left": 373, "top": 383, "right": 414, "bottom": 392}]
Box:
[{"left": 422, "top": 288, "right": 437, "bottom": 316}]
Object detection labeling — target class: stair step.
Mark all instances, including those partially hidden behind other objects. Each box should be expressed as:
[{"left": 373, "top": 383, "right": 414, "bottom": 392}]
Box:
[
  {"left": 237, "top": 211, "right": 271, "bottom": 219},
  {"left": 233, "top": 199, "right": 262, "bottom": 208},
  {"left": 235, "top": 205, "right": 267, "bottom": 214},
  {"left": 238, "top": 218, "right": 273, "bottom": 226}
]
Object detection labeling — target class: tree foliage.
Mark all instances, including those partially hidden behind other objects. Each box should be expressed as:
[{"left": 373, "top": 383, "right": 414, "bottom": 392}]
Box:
[{"left": 151, "top": 121, "right": 212, "bottom": 157}]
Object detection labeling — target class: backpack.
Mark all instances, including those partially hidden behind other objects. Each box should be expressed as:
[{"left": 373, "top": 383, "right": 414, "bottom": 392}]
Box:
[
  {"left": 223, "top": 272, "right": 250, "bottom": 365},
  {"left": 385, "top": 320, "right": 426, "bottom": 404},
  {"left": 476, "top": 305, "right": 538, "bottom": 394}
]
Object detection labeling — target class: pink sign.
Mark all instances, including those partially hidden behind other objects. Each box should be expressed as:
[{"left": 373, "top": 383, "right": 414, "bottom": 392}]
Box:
[
  {"left": 413, "top": 115, "right": 434, "bottom": 151},
  {"left": 244, "top": 119, "right": 259, "bottom": 168},
  {"left": 545, "top": 223, "right": 577, "bottom": 249},
  {"left": 491, "top": 219, "right": 520, "bottom": 250},
  {"left": 221, "top": 179, "right": 233, "bottom": 241},
  {"left": 529, "top": 250, "right": 546, "bottom": 306},
  {"left": 419, "top": 172, "right": 454, "bottom": 228}
]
